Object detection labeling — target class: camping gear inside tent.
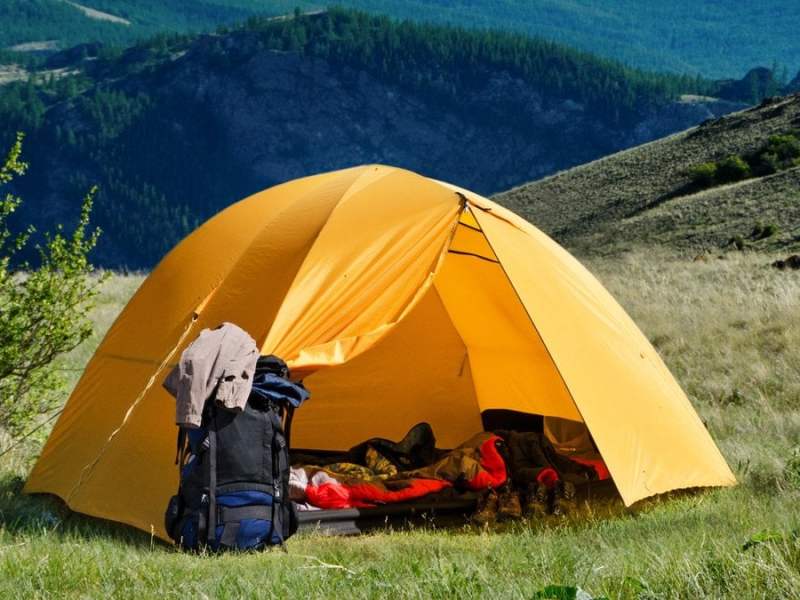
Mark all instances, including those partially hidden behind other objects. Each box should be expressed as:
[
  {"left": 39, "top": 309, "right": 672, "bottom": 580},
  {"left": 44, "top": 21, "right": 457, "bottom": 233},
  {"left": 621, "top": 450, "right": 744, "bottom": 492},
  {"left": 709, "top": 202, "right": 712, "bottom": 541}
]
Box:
[{"left": 25, "top": 165, "right": 735, "bottom": 539}]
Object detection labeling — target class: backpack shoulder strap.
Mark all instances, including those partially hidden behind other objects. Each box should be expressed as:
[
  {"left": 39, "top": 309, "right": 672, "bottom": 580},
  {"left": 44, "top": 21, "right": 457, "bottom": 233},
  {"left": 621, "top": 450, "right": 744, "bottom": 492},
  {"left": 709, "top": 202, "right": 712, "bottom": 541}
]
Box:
[
  {"left": 175, "top": 428, "right": 187, "bottom": 467},
  {"left": 283, "top": 405, "right": 295, "bottom": 448},
  {"left": 206, "top": 420, "right": 217, "bottom": 546}
]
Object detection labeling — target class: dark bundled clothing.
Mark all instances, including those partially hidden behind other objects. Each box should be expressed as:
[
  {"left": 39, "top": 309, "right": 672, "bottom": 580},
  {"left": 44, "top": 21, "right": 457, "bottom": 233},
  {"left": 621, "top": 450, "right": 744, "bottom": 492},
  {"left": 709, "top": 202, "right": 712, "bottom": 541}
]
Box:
[
  {"left": 348, "top": 422, "right": 438, "bottom": 471},
  {"left": 250, "top": 373, "right": 309, "bottom": 409},
  {"left": 293, "top": 422, "right": 439, "bottom": 471},
  {"left": 494, "top": 430, "right": 597, "bottom": 487}
]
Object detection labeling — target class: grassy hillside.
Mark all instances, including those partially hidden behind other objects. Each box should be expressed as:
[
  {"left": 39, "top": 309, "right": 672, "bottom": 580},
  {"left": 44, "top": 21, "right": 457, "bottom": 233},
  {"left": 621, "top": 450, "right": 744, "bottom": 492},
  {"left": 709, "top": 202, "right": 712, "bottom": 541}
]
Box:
[
  {"left": 2, "top": 1, "right": 800, "bottom": 78},
  {"left": 495, "top": 93, "right": 800, "bottom": 256},
  {"left": 2, "top": 253, "right": 799, "bottom": 597}
]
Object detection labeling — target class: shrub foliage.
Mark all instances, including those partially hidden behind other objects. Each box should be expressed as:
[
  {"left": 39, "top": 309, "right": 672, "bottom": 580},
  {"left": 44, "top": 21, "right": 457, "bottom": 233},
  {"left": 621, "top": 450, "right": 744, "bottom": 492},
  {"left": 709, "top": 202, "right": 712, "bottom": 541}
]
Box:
[
  {"left": 0, "top": 134, "right": 104, "bottom": 435},
  {"left": 689, "top": 130, "right": 800, "bottom": 189}
]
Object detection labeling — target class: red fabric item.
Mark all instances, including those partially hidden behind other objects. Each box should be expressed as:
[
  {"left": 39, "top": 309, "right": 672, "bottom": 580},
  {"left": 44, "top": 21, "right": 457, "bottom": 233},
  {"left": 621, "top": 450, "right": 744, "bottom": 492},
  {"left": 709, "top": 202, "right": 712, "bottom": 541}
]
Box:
[
  {"left": 465, "top": 436, "right": 508, "bottom": 490},
  {"left": 347, "top": 478, "right": 450, "bottom": 505},
  {"left": 305, "top": 481, "right": 366, "bottom": 509},
  {"left": 305, "top": 478, "right": 451, "bottom": 510},
  {"left": 570, "top": 457, "right": 610, "bottom": 481},
  {"left": 536, "top": 467, "right": 560, "bottom": 488}
]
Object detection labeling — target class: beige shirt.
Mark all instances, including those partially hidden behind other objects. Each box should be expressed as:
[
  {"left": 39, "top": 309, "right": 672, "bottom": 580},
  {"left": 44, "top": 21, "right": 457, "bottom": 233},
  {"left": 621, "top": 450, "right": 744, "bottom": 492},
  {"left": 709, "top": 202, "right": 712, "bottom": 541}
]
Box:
[{"left": 163, "top": 322, "right": 259, "bottom": 428}]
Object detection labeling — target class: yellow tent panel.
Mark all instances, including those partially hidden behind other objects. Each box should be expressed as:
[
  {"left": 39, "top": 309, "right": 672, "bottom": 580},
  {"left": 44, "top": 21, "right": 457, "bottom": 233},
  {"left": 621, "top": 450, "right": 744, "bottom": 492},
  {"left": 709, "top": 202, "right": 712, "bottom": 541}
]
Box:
[{"left": 25, "top": 165, "right": 735, "bottom": 539}]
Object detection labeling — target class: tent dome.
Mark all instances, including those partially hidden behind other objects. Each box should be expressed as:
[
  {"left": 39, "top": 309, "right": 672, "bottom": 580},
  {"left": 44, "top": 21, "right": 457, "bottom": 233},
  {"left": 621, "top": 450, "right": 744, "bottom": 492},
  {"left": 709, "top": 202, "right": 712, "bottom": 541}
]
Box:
[{"left": 26, "top": 165, "right": 735, "bottom": 538}]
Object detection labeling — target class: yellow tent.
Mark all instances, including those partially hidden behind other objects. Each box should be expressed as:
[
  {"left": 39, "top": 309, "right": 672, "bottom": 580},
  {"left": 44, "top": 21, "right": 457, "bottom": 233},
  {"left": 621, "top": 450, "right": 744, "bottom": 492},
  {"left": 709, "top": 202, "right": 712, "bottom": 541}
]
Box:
[{"left": 25, "top": 165, "right": 735, "bottom": 539}]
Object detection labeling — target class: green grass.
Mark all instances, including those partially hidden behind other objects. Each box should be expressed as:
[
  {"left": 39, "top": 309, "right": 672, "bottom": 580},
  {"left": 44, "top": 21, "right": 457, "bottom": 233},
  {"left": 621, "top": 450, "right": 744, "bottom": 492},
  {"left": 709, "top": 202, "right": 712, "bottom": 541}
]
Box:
[{"left": 2, "top": 253, "right": 799, "bottom": 598}]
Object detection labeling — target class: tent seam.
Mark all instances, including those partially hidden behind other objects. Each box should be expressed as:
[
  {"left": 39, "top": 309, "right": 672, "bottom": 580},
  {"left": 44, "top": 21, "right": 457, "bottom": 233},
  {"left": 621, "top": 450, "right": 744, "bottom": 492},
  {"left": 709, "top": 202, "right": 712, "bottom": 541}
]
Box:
[
  {"left": 72, "top": 174, "right": 352, "bottom": 372},
  {"left": 430, "top": 282, "right": 484, "bottom": 437},
  {"left": 431, "top": 201, "right": 488, "bottom": 434},
  {"left": 63, "top": 309, "right": 203, "bottom": 506},
  {"left": 467, "top": 208, "right": 587, "bottom": 417},
  {"left": 261, "top": 172, "right": 465, "bottom": 361},
  {"left": 257, "top": 166, "right": 395, "bottom": 349}
]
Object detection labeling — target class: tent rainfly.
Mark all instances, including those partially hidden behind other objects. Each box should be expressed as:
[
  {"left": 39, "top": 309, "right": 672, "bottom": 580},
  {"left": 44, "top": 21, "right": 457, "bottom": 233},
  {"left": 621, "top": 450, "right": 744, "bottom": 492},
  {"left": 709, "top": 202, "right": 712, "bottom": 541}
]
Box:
[{"left": 26, "top": 165, "right": 736, "bottom": 539}]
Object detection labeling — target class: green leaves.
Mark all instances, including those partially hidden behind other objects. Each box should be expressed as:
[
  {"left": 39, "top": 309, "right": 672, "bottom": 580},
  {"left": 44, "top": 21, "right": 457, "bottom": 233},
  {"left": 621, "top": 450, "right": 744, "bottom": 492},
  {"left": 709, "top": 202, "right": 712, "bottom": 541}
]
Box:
[
  {"left": 782, "top": 446, "right": 800, "bottom": 489},
  {"left": 0, "top": 134, "right": 104, "bottom": 436},
  {"left": 0, "top": 132, "right": 27, "bottom": 185},
  {"left": 742, "top": 529, "right": 786, "bottom": 551},
  {"left": 533, "top": 585, "right": 608, "bottom": 600},
  {"left": 688, "top": 130, "right": 800, "bottom": 191}
]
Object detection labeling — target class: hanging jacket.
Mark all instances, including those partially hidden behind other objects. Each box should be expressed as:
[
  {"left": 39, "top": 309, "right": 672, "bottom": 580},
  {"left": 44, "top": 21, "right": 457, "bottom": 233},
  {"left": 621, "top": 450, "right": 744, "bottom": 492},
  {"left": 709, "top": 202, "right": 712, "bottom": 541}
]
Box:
[{"left": 163, "top": 322, "right": 259, "bottom": 428}]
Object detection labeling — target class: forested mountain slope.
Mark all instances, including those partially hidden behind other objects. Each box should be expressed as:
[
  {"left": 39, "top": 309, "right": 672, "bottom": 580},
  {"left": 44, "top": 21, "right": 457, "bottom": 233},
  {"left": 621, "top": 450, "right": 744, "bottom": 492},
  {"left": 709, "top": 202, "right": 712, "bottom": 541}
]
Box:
[
  {"left": 0, "top": 0, "right": 287, "bottom": 50},
  {"left": 0, "top": 10, "right": 747, "bottom": 267},
  {"left": 495, "top": 94, "right": 800, "bottom": 255},
  {"left": 2, "top": 1, "right": 799, "bottom": 78}
]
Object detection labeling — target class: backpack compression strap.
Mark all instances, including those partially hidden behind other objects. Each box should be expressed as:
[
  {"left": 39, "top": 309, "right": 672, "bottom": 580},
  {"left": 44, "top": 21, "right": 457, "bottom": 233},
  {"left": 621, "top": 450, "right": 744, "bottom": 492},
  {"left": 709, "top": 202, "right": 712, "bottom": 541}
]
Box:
[
  {"left": 175, "top": 429, "right": 187, "bottom": 466},
  {"left": 207, "top": 426, "right": 217, "bottom": 547}
]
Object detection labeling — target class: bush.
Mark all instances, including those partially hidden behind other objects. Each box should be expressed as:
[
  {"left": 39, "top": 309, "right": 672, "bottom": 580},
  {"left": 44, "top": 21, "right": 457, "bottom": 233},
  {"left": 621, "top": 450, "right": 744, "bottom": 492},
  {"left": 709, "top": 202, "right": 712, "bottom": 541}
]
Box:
[
  {"left": 689, "top": 162, "right": 718, "bottom": 186},
  {"left": 729, "top": 235, "right": 746, "bottom": 250},
  {"left": 715, "top": 155, "right": 751, "bottom": 183},
  {"left": 783, "top": 447, "right": 800, "bottom": 489},
  {"left": 0, "top": 133, "right": 104, "bottom": 436},
  {"left": 751, "top": 151, "right": 782, "bottom": 176},
  {"left": 689, "top": 131, "right": 800, "bottom": 189},
  {"left": 751, "top": 222, "right": 779, "bottom": 240},
  {"left": 750, "top": 133, "right": 800, "bottom": 175},
  {"left": 766, "top": 133, "right": 800, "bottom": 162}
]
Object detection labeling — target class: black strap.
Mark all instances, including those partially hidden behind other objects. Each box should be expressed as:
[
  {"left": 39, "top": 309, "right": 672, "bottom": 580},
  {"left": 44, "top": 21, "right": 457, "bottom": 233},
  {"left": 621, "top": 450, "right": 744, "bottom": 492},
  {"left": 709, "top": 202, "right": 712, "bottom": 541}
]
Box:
[
  {"left": 218, "top": 504, "right": 272, "bottom": 522},
  {"left": 281, "top": 405, "right": 295, "bottom": 544},
  {"left": 175, "top": 429, "right": 187, "bottom": 466},
  {"left": 197, "top": 508, "right": 207, "bottom": 544},
  {"left": 219, "top": 522, "right": 240, "bottom": 547},
  {"left": 269, "top": 433, "right": 282, "bottom": 545},
  {"left": 284, "top": 405, "right": 295, "bottom": 449},
  {"left": 216, "top": 503, "right": 276, "bottom": 548},
  {"left": 215, "top": 482, "right": 275, "bottom": 495},
  {"left": 207, "top": 426, "right": 217, "bottom": 546}
]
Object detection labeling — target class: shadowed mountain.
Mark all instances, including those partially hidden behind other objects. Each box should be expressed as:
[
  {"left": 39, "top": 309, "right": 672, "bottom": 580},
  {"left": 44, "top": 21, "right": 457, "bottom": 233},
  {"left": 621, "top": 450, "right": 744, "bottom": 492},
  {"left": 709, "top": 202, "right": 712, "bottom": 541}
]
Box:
[{"left": 1, "top": 10, "right": 747, "bottom": 266}]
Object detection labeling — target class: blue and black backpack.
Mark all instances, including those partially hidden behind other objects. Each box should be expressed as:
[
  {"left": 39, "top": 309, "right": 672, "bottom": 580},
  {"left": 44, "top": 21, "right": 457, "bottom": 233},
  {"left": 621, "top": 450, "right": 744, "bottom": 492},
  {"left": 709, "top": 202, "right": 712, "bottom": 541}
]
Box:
[{"left": 164, "top": 355, "right": 309, "bottom": 551}]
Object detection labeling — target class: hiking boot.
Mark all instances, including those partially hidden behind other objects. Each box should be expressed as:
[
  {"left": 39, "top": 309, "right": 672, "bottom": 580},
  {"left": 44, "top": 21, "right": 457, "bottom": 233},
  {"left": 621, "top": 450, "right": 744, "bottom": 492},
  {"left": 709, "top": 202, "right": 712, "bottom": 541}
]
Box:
[
  {"left": 525, "top": 482, "right": 550, "bottom": 519},
  {"left": 551, "top": 481, "right": 577, "bottom": 517},
  {"left": 472, "top": 490, "right": 498, "bottom": 525},
  {"left": 497, "top": 485, "right": 522, "bottom": 521}
]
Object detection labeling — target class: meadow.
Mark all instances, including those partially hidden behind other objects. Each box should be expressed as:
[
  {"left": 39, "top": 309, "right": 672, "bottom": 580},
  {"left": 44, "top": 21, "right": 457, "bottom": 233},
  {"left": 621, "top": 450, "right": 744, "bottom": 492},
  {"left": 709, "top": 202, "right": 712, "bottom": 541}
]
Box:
[{"left": 0, "top": 250, "right": 798, "bottom": 599}]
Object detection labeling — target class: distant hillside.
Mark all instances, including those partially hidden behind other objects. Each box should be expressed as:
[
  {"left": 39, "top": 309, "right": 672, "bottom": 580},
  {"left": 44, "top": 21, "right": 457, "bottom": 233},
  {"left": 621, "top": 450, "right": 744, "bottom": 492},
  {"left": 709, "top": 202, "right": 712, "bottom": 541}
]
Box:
[
  {"left": 495, "top": 94, "right": 800, "bottom": 255},
  {"left": 2, "top": 1, "right": 800, "bottom": 78},
  {"left": 0, "top": 0, "right": 286, "bottom": 50},
  {"left": 0, "top": 10, "right": 746, "bottom": 267}
]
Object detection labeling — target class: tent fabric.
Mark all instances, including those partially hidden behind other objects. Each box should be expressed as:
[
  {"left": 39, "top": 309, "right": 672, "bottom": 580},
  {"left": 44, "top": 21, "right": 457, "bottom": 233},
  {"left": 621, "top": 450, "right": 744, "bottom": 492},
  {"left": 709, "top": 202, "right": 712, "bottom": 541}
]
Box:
[{"left": 25, "top": 165, "right": 735, "bottom": 540}]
